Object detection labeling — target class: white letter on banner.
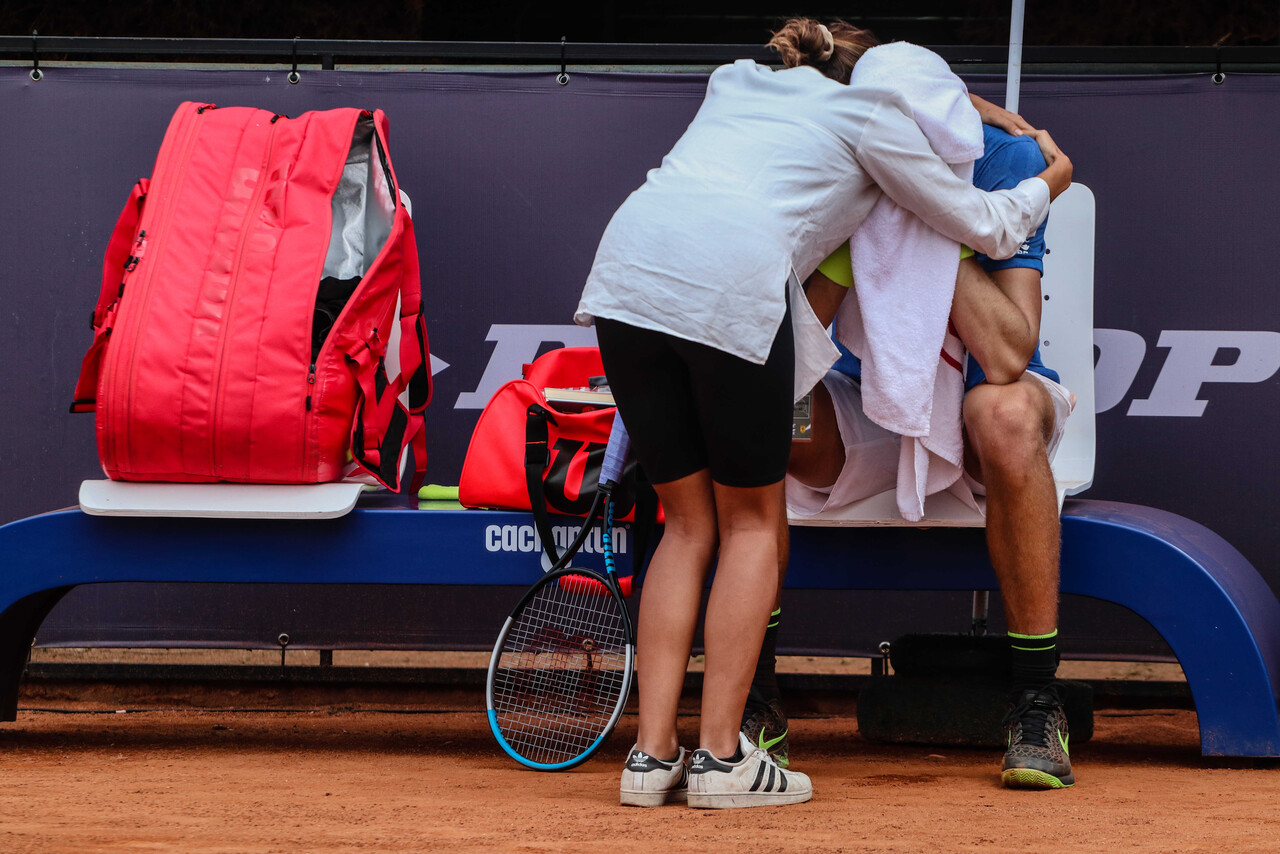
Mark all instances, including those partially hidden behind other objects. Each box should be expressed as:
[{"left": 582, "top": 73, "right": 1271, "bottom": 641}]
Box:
[
  {"left": 500, "top": 526, "right": 519, "bottom": 551},
  {"left": 485, "top": 525, "right": 501, "bottom": 552},
  {"left": 1128, "top": 330, "right": 1280, "bottom": 417},
  {"left": 518, "top": 526, "right": 536, "bottom": 552},
  {"left": 612, "top": 527, "right": 627, "bottom": 554},
  {"left": 454, "top": 324, "right": 598, "bottom": 409},
  {"left": 1093, "top": 329, "right": 1146, "bottom": 414}
]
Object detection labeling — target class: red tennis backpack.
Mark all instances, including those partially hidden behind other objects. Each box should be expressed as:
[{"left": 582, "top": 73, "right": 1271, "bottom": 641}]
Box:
[{"left": 71, "top": 102, "right": 431, "bottom": 491}]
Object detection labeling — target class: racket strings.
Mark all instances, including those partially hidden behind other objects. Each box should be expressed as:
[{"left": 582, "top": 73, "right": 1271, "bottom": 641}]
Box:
[{"left": 492, "top": 576, "right": 630, "bottom": 765}]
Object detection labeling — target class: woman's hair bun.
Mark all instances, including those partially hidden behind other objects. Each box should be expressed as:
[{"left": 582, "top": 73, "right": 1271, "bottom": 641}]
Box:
[{"left": 768, "top": 18, "right": 880, "bottom": 84}]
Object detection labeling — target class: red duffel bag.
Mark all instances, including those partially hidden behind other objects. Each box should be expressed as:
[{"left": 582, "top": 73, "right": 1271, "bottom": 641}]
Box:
[
  {"left": 462, "top": 342, "right": 668, "bottom": 507},
  {"left": 460, "top": 347, "right": 624, "bottom": 515}
]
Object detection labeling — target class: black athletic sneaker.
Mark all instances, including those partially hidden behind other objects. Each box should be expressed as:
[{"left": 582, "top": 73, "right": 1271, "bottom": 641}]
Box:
[
  {"left": 741, "top": 688, "right": 790, "bottom": 769},
  {"left": 1001, "top": 684, "right": 1075, "bottom": 789}
]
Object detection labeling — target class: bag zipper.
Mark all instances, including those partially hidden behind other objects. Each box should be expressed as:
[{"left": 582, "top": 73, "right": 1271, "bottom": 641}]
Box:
[
  {"left": 101, "top": 227, "right": 148, "bottom": 328},
  {"left": 210, "top": 113, "right": 280, "bottom": 476},
  {"left": 109, "top": 103, "right": 209, "bottom": 472}
]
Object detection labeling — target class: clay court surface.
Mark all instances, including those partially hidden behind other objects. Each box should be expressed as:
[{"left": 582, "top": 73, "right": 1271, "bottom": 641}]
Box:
[{"left": 2, "top": 656, "right": 1278, "bottom": 854}]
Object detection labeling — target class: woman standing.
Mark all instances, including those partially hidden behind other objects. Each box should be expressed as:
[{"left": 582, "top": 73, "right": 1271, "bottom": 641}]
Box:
[{"left": 576, "top": 18, "right": 1071, "bottom": 809}]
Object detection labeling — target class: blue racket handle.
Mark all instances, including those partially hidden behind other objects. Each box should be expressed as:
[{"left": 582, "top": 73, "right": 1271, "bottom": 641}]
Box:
[{"left": 599, "top": 410, "right": 631, "bottom": 489}]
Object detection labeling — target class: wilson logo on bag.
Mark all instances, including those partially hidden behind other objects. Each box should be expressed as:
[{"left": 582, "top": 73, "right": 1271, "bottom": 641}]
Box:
[
  {"left": 544, "top": 438, "right": 609, "bottom": 515},
  {"left": 71, "top": 102, "right": 431, "bottom": 491}
]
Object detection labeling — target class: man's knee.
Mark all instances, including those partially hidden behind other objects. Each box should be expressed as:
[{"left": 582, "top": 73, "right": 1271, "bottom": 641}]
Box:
[
  {"left": 787, "top": 381, "right": 844, "bottom": 488},
  {"left": 964, "top": 380, "right": 1053, "bottom": 466}
]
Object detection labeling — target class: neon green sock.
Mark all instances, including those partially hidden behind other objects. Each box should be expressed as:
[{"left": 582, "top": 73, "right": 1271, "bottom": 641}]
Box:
[{"left": 1009, "top": 629, "right": 1059, "bottom": 692}]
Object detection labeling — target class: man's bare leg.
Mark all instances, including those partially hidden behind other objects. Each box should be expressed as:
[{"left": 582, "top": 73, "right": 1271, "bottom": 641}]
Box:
[
  {"left": 963, "top": 375, "right": 1060, "bottom": 636},
  {"left": 963, "top": 374, "right": 1074, "bottom": 789}
]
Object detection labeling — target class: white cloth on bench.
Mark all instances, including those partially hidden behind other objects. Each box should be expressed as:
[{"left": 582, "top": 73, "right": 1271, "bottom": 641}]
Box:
[{"left": 786, "top": 368, "right": 1073, "bottom": 519}]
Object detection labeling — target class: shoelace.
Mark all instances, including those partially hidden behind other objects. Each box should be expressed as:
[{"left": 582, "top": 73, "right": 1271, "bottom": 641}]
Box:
[{"left": 1002, "top": 686, "right": 1062, "bottom": 746}]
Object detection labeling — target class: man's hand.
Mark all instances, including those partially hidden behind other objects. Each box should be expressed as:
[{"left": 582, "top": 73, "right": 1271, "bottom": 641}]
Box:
[
  {"left": 1027, "top": 128, "right": 1073, "bottom": 201},
  {"left": 969, "top": 93, "right": 1035, "bottom": 136},
  {"left": 967, "top": 94, "right": 1072, "bottom": 201}
]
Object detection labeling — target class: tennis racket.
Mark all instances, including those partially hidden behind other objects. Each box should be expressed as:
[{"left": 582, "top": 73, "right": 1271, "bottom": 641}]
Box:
[{"left": 486, "top": 411, "right": 636, "bottom": 770}]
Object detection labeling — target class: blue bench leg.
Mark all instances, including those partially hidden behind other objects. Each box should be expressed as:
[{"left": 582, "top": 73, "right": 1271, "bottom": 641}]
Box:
[
  {"left": 0, "top": 587, "right": 71, "bottom": 721},
  {"left": 1061, "top": 501, "right": 1280, "bottom": 757}
]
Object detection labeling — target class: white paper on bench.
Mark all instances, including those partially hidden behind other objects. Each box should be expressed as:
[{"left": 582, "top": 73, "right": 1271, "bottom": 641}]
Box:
[{"left": 78, "top": 480, "right": 364, "bottom": 520}]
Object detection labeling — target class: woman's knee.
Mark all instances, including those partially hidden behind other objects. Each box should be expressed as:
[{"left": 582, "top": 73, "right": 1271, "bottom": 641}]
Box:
[
  {"left": 652, "top": 470, "right": 719, "bottom": 544},
  {"left": 712, "top": 480, "right": 786, "bottom": 540}
]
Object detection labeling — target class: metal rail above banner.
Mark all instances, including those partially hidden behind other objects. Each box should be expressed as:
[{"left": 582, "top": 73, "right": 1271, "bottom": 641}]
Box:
[{"left": 3, "top": 35, "right": 1280, "bottom": 73}]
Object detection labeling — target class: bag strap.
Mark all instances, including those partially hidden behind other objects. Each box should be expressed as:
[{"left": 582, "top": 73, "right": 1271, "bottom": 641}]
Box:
[
  {"left": 524, "top": 402, "right": 563, "bottom": 565},
  {"left": 597, "top": 411, "right": 658, "bottom": 587},
  {"left": 389, "top": 213, "right": 431, "bottom": 493},
  {"left": 395, "top": 215, "right": 432, "bottom": 417},
  {"left": 347, "top": 329, "right": 424, "bottom": 494},
  {"left": 526, "top": 403, "right": 658, "bottom": 573},
  {"left": 71, "top": 179, "right": 149, "bottom": 413},
  {"left": 347, "top": 203, "right": 432, "bottom": 494},
  {"left": 630, "top": 472, "right": 660, "bottom": 588}
]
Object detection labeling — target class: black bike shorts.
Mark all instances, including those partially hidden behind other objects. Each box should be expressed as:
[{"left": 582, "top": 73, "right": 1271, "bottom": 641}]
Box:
[{"left": 595, "top": 308, "right": 793, "bottom": 488}]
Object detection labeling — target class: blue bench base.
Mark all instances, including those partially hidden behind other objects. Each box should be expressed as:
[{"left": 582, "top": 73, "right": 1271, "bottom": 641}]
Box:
[{"left": 1, "top": 498, "right": 1277, "bottom": 756}]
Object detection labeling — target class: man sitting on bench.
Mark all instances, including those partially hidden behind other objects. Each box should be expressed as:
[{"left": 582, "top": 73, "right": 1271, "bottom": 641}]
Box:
[{"left": 743, "top": 123, "right": 1078, "bottom": 791}]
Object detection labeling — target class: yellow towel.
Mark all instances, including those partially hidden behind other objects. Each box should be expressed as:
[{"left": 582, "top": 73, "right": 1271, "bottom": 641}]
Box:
[{"left": 417, "top": 484, "right": 460, "bottom": 501}]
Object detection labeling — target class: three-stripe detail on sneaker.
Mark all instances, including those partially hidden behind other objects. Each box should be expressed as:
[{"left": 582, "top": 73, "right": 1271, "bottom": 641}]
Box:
[{"left": 749, "top": 758, "right": 788, "bottom": 792}]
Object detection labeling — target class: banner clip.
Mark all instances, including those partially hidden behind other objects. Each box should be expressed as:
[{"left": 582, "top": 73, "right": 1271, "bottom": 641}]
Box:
[
  {"left": 30, "top": 30, "right": 41, "bottom": 82},
  {"left": 288, "top": 36, "right": 301, "bottom": 84},
  {"left": 557, "top": 36, "right": 570, "bottom": 86}
]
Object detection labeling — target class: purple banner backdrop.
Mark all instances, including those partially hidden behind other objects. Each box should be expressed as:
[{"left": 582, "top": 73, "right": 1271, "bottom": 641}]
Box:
[{"left": 2, "top": 66, "right": 1277, "bottom": 657}]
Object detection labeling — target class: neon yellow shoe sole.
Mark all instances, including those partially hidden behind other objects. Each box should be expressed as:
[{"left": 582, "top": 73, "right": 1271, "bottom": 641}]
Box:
[{"left": 1001, "top": 767, "right": 1073, "bottom": 789}]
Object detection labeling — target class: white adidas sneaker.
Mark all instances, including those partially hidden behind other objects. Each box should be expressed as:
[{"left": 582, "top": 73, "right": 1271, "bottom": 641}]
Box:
[
  {"left": 620, "top": 746, "right": 689, "bottom": 807},
  {"left": 687, "top": 731, "right": 812, "bottom": 809}
]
